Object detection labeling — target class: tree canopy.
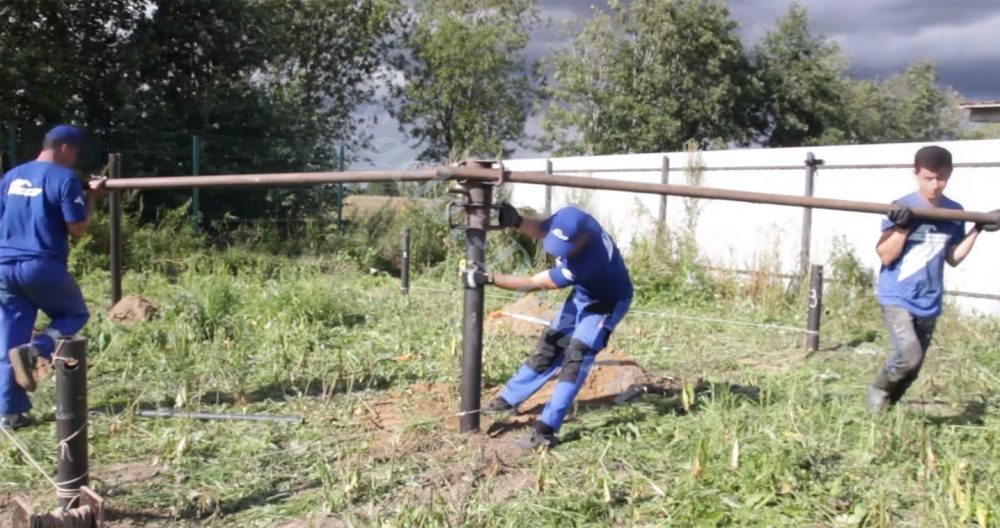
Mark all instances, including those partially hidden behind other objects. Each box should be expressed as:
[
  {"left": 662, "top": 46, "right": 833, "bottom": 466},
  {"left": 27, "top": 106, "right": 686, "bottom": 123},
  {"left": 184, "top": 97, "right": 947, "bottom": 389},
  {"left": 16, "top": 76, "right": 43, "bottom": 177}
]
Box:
[
  {"left": 0, "top": 0, "right": 975, "bottom": 170},
  {"left": 390, "top": 0, "right": 539, "bottom": 162}
]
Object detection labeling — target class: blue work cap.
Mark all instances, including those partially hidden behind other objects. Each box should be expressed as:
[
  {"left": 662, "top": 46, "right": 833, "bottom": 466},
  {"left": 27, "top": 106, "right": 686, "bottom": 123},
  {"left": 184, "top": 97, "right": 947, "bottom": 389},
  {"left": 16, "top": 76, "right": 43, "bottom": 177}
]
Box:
[
  {"left": 541, "top": 207, "right": 589, "bottom": 257},
  {"left": 44, "top": 125, "right": 83, "bottom": 147}
]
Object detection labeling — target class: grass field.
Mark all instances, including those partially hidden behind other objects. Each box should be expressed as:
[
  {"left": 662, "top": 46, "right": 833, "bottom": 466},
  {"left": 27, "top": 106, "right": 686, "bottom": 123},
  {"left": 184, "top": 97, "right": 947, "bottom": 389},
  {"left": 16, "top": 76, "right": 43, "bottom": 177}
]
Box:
[{"left": 1, "top": 232, "right": 998, "bottom": 527}]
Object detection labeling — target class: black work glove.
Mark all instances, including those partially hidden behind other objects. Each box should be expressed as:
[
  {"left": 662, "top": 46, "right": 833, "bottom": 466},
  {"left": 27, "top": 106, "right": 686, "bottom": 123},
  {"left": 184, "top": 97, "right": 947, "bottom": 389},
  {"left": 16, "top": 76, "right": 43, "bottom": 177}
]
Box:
[
  {"left": 460, "top": 269, "right": 494, "bottom": 288},
  {"left": 497, "top": 202, "right": 523, "bottom": 228},
  {"left": 975, "top": 209, "right": 1000, "bottom": 232},
  {"left": 887, "top": 202, "right": 912, "bottom": 228}
]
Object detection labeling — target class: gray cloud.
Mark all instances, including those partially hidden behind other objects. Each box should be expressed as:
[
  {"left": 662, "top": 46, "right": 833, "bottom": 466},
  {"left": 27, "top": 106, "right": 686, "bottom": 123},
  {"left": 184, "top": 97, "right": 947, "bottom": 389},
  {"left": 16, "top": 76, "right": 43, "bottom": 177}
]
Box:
[
  {"left": 553, "top": 0, "right": 1000, "bottom": 99},
  {"left": 356, "top": 0, "right": 1000, "bottom": 166}
]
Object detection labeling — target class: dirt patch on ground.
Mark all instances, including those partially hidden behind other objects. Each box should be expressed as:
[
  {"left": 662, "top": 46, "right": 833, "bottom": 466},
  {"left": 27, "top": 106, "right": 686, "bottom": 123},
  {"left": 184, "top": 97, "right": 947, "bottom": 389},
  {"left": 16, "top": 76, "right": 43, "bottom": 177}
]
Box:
[
  {"left": 737, "top": 349, "right": 808, "bottom": 374},
  {"left": 358, "top": 348, "right": 682, "bottom": 458},
  {"left": 485, "top": 295, "right": 557, "bottom": 338},
  {"left": 278, "top": 517, "right": 347, "bottom": 528},
  {"left": 107, "top": 295, "right": 158, "bottom": 324},
  {"left": 96, "top": 460, "right": 164, "bottom": 494}
]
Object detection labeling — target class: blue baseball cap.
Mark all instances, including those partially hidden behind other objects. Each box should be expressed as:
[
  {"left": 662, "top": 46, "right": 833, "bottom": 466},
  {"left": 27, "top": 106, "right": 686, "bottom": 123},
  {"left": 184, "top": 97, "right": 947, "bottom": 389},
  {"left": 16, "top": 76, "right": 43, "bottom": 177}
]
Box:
[
  {"left": 541, "top": 207, "right": 589, "bottom": 257},
  {"left": 44, "top": 125, "right": 83, "bottom": 147}
]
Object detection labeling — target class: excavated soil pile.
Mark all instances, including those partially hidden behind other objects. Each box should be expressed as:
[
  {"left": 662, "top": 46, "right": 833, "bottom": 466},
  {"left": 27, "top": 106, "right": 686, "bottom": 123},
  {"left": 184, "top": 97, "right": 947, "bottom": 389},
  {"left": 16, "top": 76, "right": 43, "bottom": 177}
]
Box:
[
  {"left": 358, "top": 294, "right": 683, "bottom": 455},
  {"left": 501, "top": 346, "right": 680, "bottom": 420},
  {"left": 107, "top": 295, "right": 158, "bottom": 324},
  {"left": 359, "top": 352, "right": 682, "bottom": 447}
]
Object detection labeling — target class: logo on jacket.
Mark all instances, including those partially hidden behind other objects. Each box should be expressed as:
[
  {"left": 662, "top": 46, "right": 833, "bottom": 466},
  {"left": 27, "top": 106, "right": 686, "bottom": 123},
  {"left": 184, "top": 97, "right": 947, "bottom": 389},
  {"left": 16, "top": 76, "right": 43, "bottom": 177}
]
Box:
[{"left": 8, "top": 179, "right": 43, "bottom": 198}]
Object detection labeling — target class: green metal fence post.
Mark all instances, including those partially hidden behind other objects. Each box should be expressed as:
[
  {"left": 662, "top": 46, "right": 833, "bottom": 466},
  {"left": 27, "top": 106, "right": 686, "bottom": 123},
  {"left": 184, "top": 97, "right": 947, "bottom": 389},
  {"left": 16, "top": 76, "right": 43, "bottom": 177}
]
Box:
[
  {"left": 337, "top": 143, "right": 345, "bottom": 231},
  {"left": 191, "top": 135, "right": 201, "bottom": 233}
]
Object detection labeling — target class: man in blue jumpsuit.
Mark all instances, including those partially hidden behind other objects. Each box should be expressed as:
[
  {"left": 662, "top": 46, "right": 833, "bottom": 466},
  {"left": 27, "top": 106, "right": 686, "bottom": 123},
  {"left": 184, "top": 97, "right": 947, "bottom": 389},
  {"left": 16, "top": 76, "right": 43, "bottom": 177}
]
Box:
[
  {"left": 463, "top": 204, "right": 632, "bottom": 449},
  {"left": 0, "top": 125, "right": 102, "bottom": 429}
]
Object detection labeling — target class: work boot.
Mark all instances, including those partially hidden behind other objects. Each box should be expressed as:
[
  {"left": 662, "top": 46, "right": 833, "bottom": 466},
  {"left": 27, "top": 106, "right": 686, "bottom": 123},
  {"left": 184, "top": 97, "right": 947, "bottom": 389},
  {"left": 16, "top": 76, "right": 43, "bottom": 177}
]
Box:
[
  {"left": 867, "top": 385, "right": 891, "bottom": 415},
  {"left": 0, "top": 414, "right": 34, "bottom": 430},
  {"left": 484, "top": 396, "right": 518, "bottom": 416},
  {"left": 8, "top": 344, "right": 41, "bottom": 392},
  {"left": 511, "top": 429, "right": 558, "bottom": 451}
]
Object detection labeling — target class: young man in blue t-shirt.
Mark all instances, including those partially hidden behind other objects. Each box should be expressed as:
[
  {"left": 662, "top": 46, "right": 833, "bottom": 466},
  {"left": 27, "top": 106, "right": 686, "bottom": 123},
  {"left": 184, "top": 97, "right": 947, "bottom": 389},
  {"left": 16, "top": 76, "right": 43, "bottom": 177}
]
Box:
[
  {"left": 868, "top": 146, "right": 996, "bottom": 414},
  {"left": 0, "top": 125, "right": 106, "bottom": 429},
  {"left": 462, "top": 204, "right": 633, "bottom": 449}
]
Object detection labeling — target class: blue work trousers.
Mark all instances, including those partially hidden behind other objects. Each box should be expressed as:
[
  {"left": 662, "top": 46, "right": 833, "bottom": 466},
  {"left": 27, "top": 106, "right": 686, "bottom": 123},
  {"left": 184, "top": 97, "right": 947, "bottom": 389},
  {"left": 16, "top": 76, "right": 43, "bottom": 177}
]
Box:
[{"left": 0, "top": 258, "right": 89, "bottom": 415}]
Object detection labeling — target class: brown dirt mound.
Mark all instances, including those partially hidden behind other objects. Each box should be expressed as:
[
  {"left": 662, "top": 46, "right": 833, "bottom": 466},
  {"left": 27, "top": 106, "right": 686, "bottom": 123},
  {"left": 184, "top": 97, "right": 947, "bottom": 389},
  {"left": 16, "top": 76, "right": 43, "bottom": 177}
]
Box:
[
  {"left": 358, "top": 349, "right": 682, "bottom": 454},
  {"left": 107, "top": 295, "right": 158, "bottom": 324},
  {"left": 505, "top": 347, "right": 679, "bottom": 418},
  {"left": 485, "top": 294, "right": 557, "bottom": 338}
]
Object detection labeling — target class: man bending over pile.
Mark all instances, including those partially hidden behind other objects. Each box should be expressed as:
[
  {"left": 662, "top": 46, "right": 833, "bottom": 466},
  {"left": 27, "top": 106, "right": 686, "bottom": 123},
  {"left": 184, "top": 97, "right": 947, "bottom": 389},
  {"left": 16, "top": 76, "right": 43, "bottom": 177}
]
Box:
[{"left": 462, "top": 204, "right": 632, "bottom": 449}]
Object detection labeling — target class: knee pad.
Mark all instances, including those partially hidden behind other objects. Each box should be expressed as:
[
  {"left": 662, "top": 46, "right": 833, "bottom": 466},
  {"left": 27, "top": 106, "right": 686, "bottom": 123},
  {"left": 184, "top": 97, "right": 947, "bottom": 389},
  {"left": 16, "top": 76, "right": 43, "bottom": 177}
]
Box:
[
  {"left": 558, "top": 339, "right": 594, "bottom": 383},
  {"left": 526, "top": 329, "right": 566, "bottom": 373}
]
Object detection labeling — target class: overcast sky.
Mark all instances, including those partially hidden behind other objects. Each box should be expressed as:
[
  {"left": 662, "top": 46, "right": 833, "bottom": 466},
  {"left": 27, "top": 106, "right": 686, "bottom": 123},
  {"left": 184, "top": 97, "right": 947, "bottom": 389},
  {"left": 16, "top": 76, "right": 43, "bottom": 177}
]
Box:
[{"left": 358, "top": 0, "right": 1000, "bottom": 168}]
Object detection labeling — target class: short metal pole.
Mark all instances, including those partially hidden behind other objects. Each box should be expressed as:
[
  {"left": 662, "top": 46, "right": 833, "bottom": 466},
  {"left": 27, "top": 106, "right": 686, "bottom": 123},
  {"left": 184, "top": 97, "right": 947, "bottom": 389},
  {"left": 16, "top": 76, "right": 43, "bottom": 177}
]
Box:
[
  {"left": 800, "top": 153, "right": 822, "bottom": 278},
  {"left": 806, "top": 264, "right": 823, "bottom": 352},
  {"left": 191, "top": 135, "right": 201, "bottom": 234},
  {"left": 336, "top": 144, "right": 345, "bottom": 230},
  {"left": 401, "top": 227, "right": 410, "bottom": 295},
  {"left": 544, "top": 159, "right": 553, "bottom": 216},
  {"left": 109, "top": 153, "right": 123, "bottom": 306},
  {"left": 55, "top": 337, "right": 89, "bottom": 508},
  {"left": 659, "top": 155, "right": 670, "bottom": 231},
  {"left": 459, "top": 179, "right": 492, "bottom": 433}
]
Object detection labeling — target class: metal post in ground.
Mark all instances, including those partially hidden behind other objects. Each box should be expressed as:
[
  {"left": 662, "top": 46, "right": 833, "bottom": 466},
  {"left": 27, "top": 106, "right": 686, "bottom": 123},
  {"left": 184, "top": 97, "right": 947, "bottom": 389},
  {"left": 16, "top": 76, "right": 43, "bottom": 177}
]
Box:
[
  {"left": 336, "top": 144, "right": 345, "bottom": 231},
  {"left": 800, "top": 153, "right": 823, "bottom": 278},
  {"left": 55, "top": 337, "right": 89, "bottom": 508},
  {"left": 544, "top": 159, "right": 553, "bottom": 216},
  {"left": 108, "top": 153, "right": 123, "bottom": 306},
  {"left": 806, "top": 264, "right": 823, "bottom": 352},
  {"left": 401, "top": 227, "right": 410, "bottom": 295},
  {"left": 191, "top": 135, "right": 202, "bottom": 234},
  {"left": 459, "top": 170, "right": 493, "bottom": 433},
  {"left": 658, "top": 155, "right": 670, "bottom": 232}
]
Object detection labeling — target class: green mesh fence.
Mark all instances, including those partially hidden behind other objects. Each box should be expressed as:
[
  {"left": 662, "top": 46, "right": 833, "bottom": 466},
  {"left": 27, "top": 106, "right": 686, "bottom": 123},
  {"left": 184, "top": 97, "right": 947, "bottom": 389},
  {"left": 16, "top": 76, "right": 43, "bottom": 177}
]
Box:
[{"left": 0, "top": 124, "right": 347, "bottom": 234}]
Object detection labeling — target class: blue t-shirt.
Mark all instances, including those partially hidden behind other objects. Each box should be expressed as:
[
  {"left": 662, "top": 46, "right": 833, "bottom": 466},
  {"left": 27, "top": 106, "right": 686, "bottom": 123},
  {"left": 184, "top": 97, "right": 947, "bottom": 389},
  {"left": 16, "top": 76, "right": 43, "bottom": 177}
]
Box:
[
  {"left": 0, "top": 161, "right": 88, "bottom": 263},
  {"left": 546, "top": 214, "right": 633, "bottom": 303},
  {"left": 876, "top": 192, "right": 965, "bottom": 318}
]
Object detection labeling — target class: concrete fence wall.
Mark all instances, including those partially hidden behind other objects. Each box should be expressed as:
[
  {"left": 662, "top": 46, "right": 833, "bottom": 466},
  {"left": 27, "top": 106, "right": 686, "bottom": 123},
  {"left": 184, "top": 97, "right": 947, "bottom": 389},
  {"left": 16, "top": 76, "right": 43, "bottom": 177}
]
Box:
[{"left": 502, "top": 139, "right": 1000, "bottom": 314}]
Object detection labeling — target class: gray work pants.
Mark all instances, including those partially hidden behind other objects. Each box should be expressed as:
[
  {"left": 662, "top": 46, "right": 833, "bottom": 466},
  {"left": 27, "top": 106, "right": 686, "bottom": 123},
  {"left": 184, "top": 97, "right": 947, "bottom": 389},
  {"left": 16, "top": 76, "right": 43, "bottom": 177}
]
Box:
[{"left": 872, "top": 305, "right": 937, "bottom": 403}]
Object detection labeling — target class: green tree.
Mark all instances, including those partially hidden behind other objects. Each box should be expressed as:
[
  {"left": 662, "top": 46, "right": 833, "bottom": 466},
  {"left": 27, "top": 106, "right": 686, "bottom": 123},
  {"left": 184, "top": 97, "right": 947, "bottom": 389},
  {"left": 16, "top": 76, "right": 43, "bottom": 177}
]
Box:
[
  {"left": 391, "top": 0, "right": 539, "bottom": 162},
  {"left": 884, "top": 61, "right": 964, "bottom": 141},
  {"left": 0, "top": 0, "right": 143, "bottom": 125},
  {"left": 962, "top": 124, "right": 1000, "bottom": 140},
  {"left": 753, "top": 4, "right": 851, "bottom": 147},
  {"left": 841, "top": 80, "right": 901, "bottom": 144},
  {"left": 0, "top": 0, "right": 402, "bottom": 164},
  {"left": 540, "top": 0, "right": 758, "bottom": 155},
  {"left": 122, "top": 0, "right": 403, "bottom": 164},
  {"left": 0, "top": 0, "right": 403, "bottom": 231}
]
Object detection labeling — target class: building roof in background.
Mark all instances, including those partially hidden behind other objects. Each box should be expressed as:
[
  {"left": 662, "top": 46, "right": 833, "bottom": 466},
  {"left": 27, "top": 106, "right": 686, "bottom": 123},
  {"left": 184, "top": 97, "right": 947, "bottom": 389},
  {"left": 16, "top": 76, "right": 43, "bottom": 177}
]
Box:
[{"left": 960, "top": 101, "right": 1000, "bottom": 109}]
